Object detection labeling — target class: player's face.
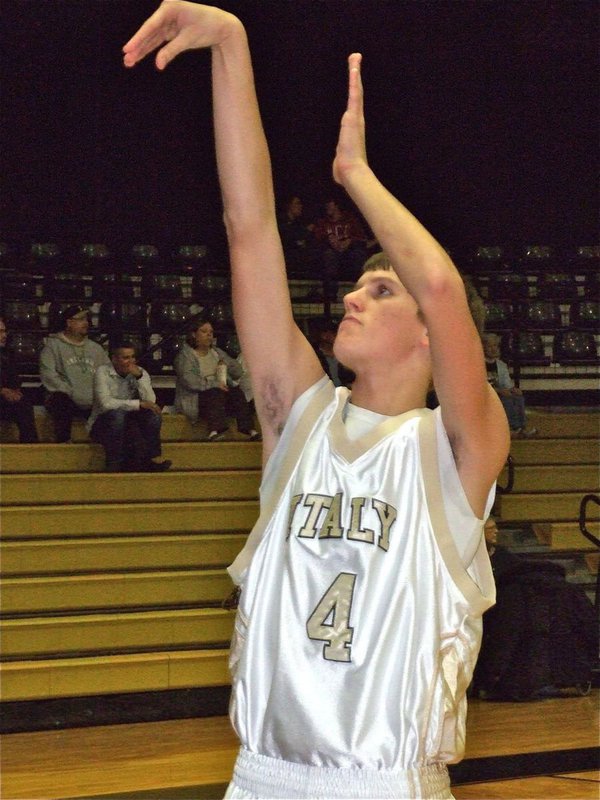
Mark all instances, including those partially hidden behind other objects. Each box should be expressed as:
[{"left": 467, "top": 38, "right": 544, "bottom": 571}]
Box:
[{"left": 334, "top": 270, "right": 428, "bottom": 371}]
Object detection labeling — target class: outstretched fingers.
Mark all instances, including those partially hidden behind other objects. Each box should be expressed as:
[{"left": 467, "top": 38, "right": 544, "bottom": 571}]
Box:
[
  {"left": 346, "top": 53, "right": 363, "bottom": 119},
  {"left": 122, "top": 8, "right": 168, "bottom": 67}
]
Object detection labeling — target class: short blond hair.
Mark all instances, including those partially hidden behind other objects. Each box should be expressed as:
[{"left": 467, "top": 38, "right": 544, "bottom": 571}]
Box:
[{"left": 362, "top": 251, "right": 393, "bottom": 273}]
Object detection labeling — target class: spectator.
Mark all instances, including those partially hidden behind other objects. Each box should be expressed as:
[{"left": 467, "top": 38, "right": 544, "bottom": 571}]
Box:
[
  {"left": 0, "top": 317, "right": 39, "bottom": 443},
  {"left": 39, "top": 305, "right": 110, "bottom": 442},
  {"left": 483, "top": 333, "right": 538, "bottom": 437},
  {"left": 463, "top": 275, "right": 486, "bottom": 335},
  {"left": 174, "top": 318, "right": 260, "bottom": 441},
  {"left": 88, "top": 342, "right": 172, "bottom": 472},
  {"left": 309, "top": 319, "right": 354, "bottom": 387},
  {"left": 277, "top": 194, "right": 317, "bottom": 275},
  {"left": 313, "top": 196, "right": 370, "bottom": 298}
]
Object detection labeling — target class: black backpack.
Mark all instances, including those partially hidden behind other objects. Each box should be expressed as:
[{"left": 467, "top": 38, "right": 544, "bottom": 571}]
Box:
[{"left": 474, "top": 551, "right": 599, "bottom": 701}]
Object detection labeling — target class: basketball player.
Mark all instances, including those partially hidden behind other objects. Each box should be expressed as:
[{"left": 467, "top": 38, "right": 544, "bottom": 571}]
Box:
[{"left": 124, "top": 3, "right": 510, "bottom": 797}]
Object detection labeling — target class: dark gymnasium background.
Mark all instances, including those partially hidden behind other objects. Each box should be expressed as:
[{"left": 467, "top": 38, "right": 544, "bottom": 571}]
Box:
[{"left": 1, "top": 0, "right": 598, "bottom": 260}]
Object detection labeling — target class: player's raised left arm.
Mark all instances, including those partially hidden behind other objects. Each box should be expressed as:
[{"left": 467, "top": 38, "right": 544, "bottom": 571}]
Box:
[{"left": 334, "top": 55, "right": 510, "bottom": 515}]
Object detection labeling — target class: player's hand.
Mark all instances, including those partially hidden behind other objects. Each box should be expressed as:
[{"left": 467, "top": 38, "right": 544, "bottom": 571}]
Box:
[
  {"left": 333, "top": 53, "right": 367, "bottom": 185},
  {"left": 123, "top": 0, "right": 240, "bottom": 71}
]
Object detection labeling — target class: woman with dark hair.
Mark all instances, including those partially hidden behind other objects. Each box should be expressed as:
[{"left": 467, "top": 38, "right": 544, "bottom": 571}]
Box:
[{"left": 174, "top": 317, "right": 260, "bottom": 441}]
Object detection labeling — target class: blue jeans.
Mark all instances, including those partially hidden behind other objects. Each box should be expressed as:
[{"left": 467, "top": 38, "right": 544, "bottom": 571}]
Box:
[
  {"left": 91, "top": 407, "right": 162, "bottom": 468},
  {"left": 499, "top": 393, "right": 526, "bottom": 430}
]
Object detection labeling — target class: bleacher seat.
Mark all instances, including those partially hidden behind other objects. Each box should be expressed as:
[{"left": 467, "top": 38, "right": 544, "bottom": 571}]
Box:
[
  {"left": 208, "top": 303, "right": 234, "bottom": 326},
  {"left": 173, "top": 244, "right": 210, "bottom": 275},
  {"left": 487, "top": 272, "right": 530, "bottom": 301},
  {"left": 0, "top": 241, "right": 18, "bottom": 274},
  {"left": 523, "top": 300, "right": 563, "bottom": 332},
  {"left": 469, "top": 246, "right": 511, "bottom": 273},
  {"left": 194, "top": 272, "right": 230, "bottom": 303},
  {"left": 570, "top": 245, "right": 600, "bottom": 273},
  {"left": 484, "top": 300, "right": 514, "bottom": 331},
  {"left": 26, "top": 242, "right": 62, "bottom": 275},
  {"left": 519, "top": 245, "right": 556, "bottom": 272},
  {"left": 583, "top": 271, "right": 600, "bottom": 300},
  {"left": 99, "top": 302, "right": 147, "bottom": 334},
  {"left": 536, "top": 272, "right": 578, "bottom": 301},
  {"left": 7, "top": 331, "right": 45, "bottom": 373},
  {"left": 149, "top": 302, "right": 192, "bottom": 331},
  {"left": 46, "top": 273, "right": 90, "bottom": 302},
  {"left": 553, "top": 331, "right": 599, "bottom": 366},
  {"left": 145, "top": 274, "right": 190, "bottom": 301},
  {"left": 220, "top": 331, "right": 241, "bottom": 358},
  {"left": 77, "top": 243, "right": 112, "bottom": 272},
  {"left": 152, "top": 333, "right": 186, "bottom": 372},
  {"left": 3, "top": 301, "right": 41, "bottom": 331},
  {"left": 130, "top": 244, "right": 160, "bottom": 273},
  {"left": 503, "top": 331, "right": 551, "bottom": 367},
  {"left": 1, "top": 273, "right": 39, "bottom": 300},
  {"left": 570, "top": 301, "right": 600, "bottom": 331},
  {"left": 93, "top": 272, "right": 139, "bottom": 301}
]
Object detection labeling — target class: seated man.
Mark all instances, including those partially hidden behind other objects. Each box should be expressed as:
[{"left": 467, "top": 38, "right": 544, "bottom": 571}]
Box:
[
  {"left": 88, "top": 342, "right": 171, "bottom": 472},
  {"left": 39, "top": 305, "right": 110, "bottom": 442},
  {"left": 0, "top": 316, "right": 39, "bottom": 443}
]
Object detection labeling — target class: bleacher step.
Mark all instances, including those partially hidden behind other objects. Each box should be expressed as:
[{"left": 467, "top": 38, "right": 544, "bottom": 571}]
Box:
[
  {"left": 1, "top": 533, "right": 247, "bottom": 575},
  {"left": 0, "top": 442, "right": 262, "bottom": 474},
  {"left": 527, "top": 410, "right": 600, "bottom": 439},
  {"left": 498, "top": 464, "right": 599, "bottom": 493},
  {"left": 2, "top": 499, "right": 259, "bottom": 538},
  {"left": 1, "top": 470, "right": 260, "bottom": 505},
  {"left": 533, "top": 521, "right": 600, "bottom": 550},
  {"left": 496, "top": 491, "right": 600, "bottom": 523},
  {"left": 2, "top": 569, "right": 233, "bottom": 614},
  {"left": 508, "top": 438, "right": 598, "bottom": 465},
  {"left": 1, "top": 608, "right": 235, "bottom": 660},
  {"left": 0, "top": 649, "right": 230, "bottom": 702}
]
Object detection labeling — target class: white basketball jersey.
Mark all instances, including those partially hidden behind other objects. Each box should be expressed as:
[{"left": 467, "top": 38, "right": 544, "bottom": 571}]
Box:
[{"left": 228, "top": 377, "right": 495, "bottom": 773}]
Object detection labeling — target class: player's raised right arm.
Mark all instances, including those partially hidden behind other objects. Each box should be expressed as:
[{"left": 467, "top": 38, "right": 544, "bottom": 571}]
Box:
[{"left": 124, "top": 2, "right": 323, "bottom": 463}]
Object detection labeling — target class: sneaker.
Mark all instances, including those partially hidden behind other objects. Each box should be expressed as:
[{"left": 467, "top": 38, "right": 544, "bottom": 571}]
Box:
[
  {"left": 521, "top": 427, "right": 539, "bottom": 438},
  {"left": 239, "top": 428, "right": 262, "bottom": 442},
  {"left": 141, "top": 459, "right": 172, "bottom": 472},
  {"left": 207, "top": 429, "right": 227, "bottom": 442}
]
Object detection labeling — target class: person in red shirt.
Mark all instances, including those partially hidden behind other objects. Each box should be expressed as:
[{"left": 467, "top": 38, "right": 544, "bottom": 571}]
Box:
[{"left": 313, "top": 197, "right": 370, "bottom": 299}]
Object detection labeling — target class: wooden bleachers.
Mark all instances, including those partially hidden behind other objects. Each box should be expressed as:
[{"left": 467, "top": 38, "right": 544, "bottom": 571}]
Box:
[
  {"left": 1, "top": 408, "right": 598, "bottom": 712},
  {"left": 0, "top": 415, "right": 260, "bottom": 705},
  {"left": 495, "top": 410, "right": 599, "bottom": 607}
]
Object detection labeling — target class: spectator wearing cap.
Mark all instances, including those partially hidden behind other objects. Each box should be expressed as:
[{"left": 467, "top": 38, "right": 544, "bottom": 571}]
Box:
[{"left": 39, "top": 305, "right": 110, "bottom": 442}]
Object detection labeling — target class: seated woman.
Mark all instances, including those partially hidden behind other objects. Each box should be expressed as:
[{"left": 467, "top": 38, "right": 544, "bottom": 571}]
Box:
[{"left": 174, "top": 318, "right": 260, "bottom": 441}]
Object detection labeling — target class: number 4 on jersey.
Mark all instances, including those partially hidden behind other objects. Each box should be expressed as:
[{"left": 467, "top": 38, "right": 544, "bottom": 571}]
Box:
[{"left": 306, "top": 572, "right": 357, "bottom": 662}]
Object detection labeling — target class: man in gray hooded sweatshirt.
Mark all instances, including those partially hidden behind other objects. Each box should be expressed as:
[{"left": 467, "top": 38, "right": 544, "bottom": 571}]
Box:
[{"left": 39, "top": 305, "right": 110, "bottom": 442}]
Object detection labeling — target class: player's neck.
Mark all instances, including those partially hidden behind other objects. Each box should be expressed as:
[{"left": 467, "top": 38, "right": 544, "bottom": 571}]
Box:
[{"left": 350, "top": 370, "right": 429, "bottom": 416}]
